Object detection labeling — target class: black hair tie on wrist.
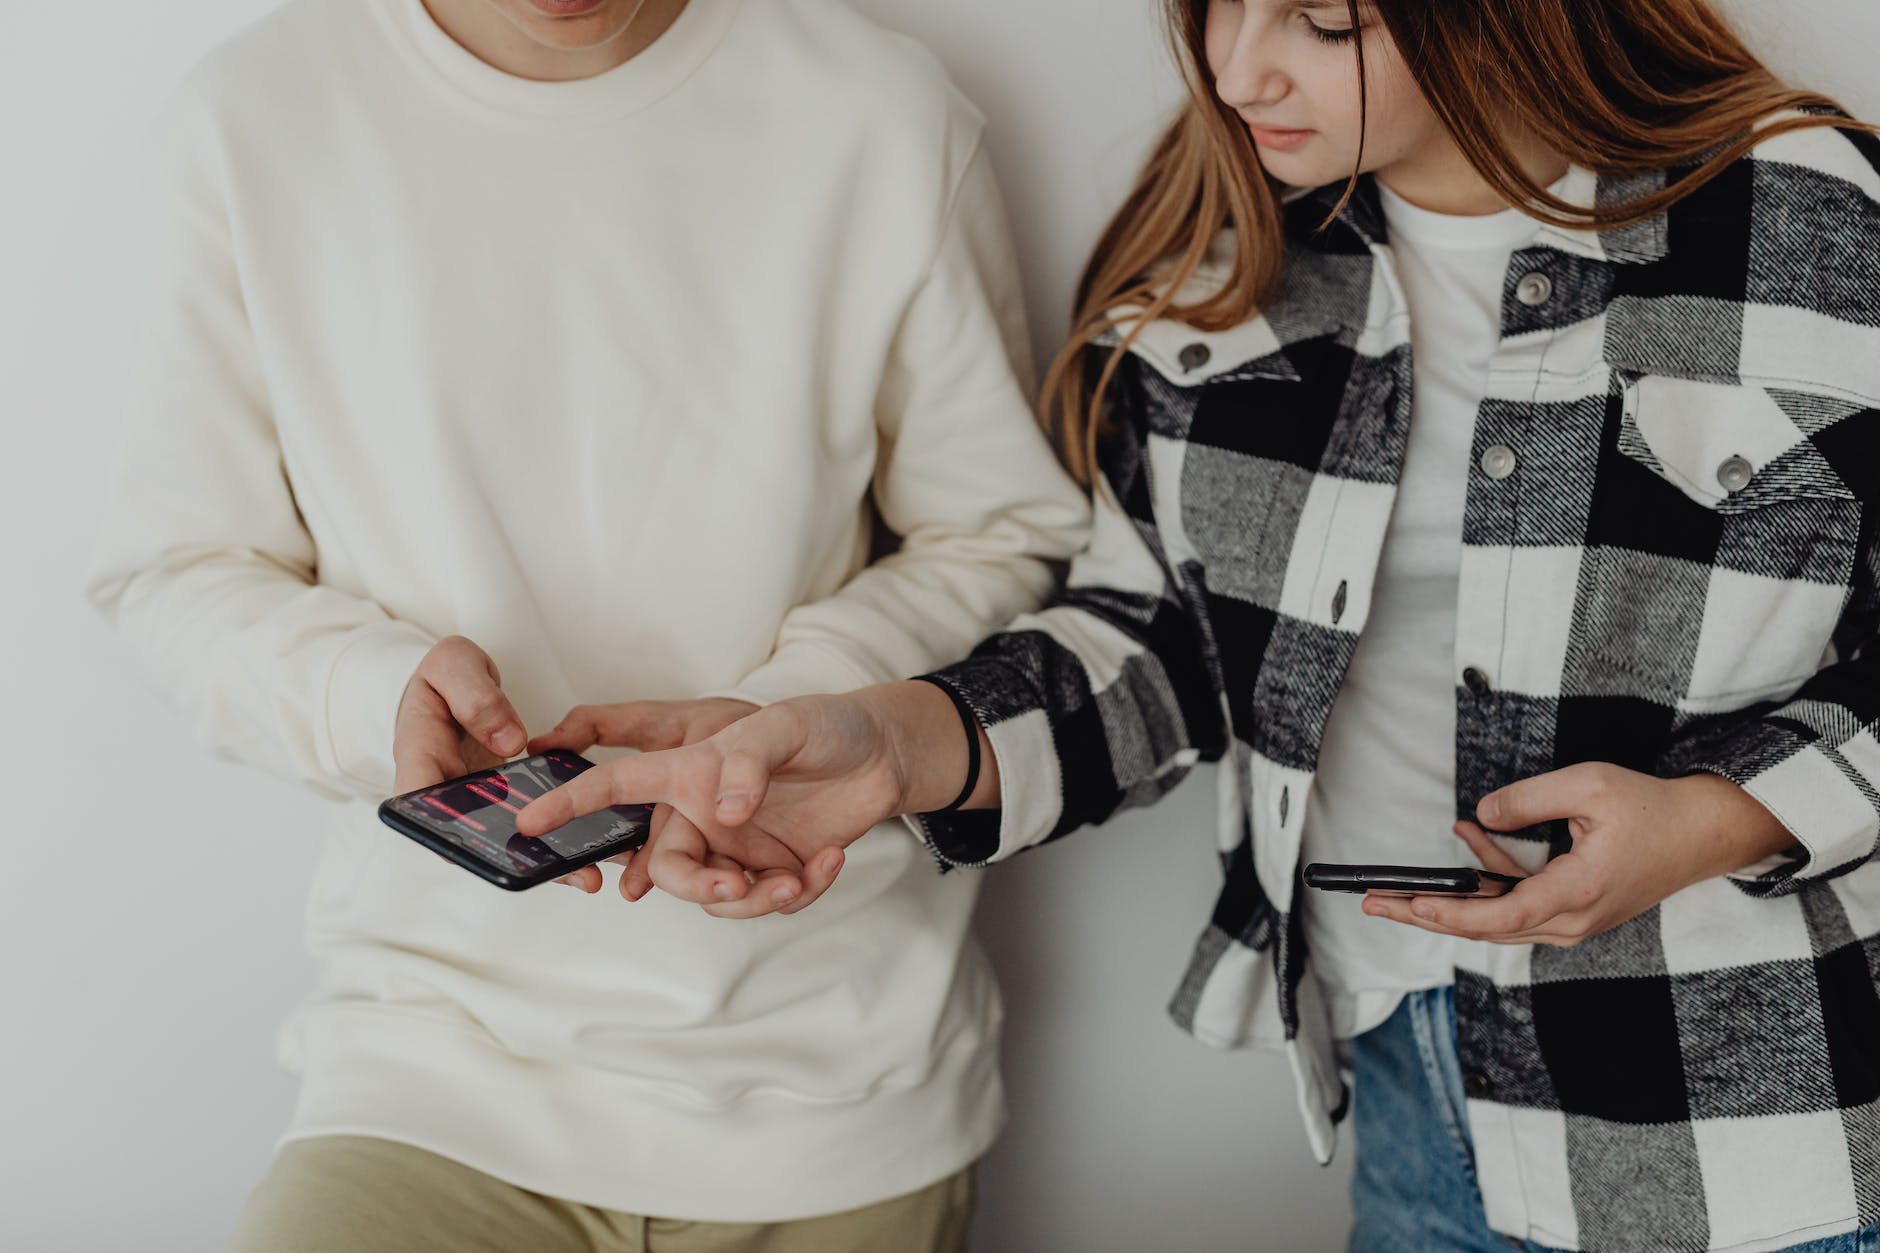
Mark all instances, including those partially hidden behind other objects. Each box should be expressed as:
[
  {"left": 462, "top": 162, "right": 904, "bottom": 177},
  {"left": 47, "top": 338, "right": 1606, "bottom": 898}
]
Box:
[{"left": 913, "top": 676, "right": 981, "bottom": 814}]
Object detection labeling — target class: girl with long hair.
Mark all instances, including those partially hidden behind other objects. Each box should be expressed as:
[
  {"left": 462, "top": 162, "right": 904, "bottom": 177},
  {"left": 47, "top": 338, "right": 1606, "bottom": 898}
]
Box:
[{"left": 518, "top": 2, "right": 1880, "bottom": 1247}]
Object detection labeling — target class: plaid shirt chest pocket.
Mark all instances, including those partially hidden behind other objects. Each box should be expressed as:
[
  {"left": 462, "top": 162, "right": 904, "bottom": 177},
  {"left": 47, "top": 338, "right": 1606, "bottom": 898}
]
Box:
[
  {"left": 1587, "top": 368, "right": 1862, "bottom": 714},
  {"left": 1171, "top": 351, "right": 1402, "bottom": 773}
]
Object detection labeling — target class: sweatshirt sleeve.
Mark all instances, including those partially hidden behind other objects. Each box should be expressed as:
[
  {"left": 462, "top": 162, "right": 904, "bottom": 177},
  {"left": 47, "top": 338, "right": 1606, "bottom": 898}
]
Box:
[
  {"left": 715, "top": 136, "right": 1091, "bottom": 707},
  {"left": 83, "top": 86, "right": 435, "bottom": 802}
]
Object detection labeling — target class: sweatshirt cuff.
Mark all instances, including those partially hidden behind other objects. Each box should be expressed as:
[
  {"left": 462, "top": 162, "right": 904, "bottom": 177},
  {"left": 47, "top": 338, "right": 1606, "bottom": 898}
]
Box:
[
  {"left": 706, "top": 639, "right": 882, "bottom": 709},
  {"left": 902, "top": 662, "right": 1064, "bottom": 869},
  {"left": 1693, "top": 720, "right": 1880, "bottom": 896},
  {"left": 322, "top": 621, "right": 437, "bottom": 796}
]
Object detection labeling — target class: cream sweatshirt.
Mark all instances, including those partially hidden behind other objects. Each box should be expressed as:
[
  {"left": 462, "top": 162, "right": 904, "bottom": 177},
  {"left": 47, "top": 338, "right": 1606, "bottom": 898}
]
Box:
[{"left": 84, "top": 0, "right": 1088, "bottom": 1221}]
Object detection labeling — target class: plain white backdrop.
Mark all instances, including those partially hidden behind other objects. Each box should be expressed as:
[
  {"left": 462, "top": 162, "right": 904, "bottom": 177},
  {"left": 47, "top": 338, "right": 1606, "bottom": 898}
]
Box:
[{"left": 3, "top": 2, "right": 1876, "bottom": 1249}]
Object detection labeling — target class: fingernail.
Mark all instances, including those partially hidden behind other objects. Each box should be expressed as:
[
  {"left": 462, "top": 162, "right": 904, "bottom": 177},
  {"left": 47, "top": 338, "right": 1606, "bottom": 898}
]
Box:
[
  {"left": 713, "top": 882, "right": 735, "bottom": 901},
  {"left": 772, "top": 888, "right": 798, "bottom": 907},
  {"left": 495, "top": 727, "right": 523, "bottom": 754},
  {"left": 1479, "top": 794, "right": 1501, "bottom": 823}
]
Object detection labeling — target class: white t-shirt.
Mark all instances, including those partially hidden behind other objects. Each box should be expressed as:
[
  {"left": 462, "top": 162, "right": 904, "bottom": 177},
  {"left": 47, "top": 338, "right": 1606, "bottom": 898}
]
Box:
[
  {"left": 1300, "top": 183, "right": 1546, "bottom": 1040},
  {"left": 84, "top": 0, "right": 1089, "bottom": 1222}
]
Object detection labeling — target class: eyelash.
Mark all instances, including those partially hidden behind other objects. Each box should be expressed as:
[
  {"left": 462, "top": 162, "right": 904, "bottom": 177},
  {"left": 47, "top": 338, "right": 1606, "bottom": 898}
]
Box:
[{"left": 1307, "top": 19, "right": 1358, "bottom": 45}]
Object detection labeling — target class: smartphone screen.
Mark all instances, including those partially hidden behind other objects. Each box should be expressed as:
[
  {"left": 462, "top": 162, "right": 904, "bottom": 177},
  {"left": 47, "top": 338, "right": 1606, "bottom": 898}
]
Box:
[{"left": 379, "top": 750, "right": 651, "bottom": 889}]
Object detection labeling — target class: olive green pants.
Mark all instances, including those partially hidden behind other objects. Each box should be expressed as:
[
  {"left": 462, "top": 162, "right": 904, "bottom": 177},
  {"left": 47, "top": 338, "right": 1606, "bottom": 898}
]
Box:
[{"left": 227, "top": 1136, "right": 974, "bottom": 1253}]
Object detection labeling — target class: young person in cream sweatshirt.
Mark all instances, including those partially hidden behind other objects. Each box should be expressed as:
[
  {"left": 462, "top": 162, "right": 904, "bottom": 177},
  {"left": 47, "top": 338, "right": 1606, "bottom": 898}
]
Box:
[{"left": 83, "top": 0, "right": 1088, "bottom": 1247}]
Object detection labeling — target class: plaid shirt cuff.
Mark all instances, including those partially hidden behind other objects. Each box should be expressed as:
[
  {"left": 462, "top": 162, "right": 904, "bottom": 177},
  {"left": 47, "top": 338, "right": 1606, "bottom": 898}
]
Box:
[
  {"left": 1689, "top": 717, "right": 1880, "bottom": 897},
  {"left": 901, "top": 660, "right": 1064, "bottom": 868}
]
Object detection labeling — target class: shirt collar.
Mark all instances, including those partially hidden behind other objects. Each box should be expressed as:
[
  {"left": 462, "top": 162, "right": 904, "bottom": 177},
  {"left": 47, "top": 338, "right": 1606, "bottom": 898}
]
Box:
[{"left": 1285, "top": 165, "right": 1670, "bottom": 266}]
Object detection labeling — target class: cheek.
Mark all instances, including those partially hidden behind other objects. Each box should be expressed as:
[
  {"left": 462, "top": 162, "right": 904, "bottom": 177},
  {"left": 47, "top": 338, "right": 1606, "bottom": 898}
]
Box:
[
  {"left": 1272, "top": 57, "right": 1368, "bottom": 174},
  {"left": 1309, "top": 65, "right": 1368, "bottom": 150},
  {"left": 1351, "top": 52, "right": 1442, "bottom": 165}
]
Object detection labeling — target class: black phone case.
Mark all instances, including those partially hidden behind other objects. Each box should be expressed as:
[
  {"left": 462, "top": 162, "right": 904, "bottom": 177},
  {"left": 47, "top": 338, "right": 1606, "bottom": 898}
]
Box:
[
  {"left": 1302, "top": 863, "right": 1522, "bottom": 897},
  {"left": 377, "top": 751, "right": 650, "bottom": 891}
]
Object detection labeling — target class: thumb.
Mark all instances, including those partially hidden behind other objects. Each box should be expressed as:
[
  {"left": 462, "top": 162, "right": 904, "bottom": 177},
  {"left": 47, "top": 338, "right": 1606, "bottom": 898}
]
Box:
[
  {"left": 646, "top": 808, "right": 749, "bottom": 905},
  {"left": 532, "top": 703, "right": 677, "bottom": 755},
  {"left": 711, "top": 710, "right": 807, "bottom": 826},
  {"left": 529, "top": 706, "right": 602, "bottom": 754},
  {"left": 1477, "top": 766, "right": 1597, "bottom": 832}
]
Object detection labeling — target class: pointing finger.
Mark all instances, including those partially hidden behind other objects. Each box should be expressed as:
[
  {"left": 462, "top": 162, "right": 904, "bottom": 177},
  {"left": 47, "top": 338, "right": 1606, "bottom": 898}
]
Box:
[
  {"left": 1455, "top": 822, "right": 1530, "bottom": 878},
  {"left": 516, "top": 752, "right": 674, "bottom": 837}
]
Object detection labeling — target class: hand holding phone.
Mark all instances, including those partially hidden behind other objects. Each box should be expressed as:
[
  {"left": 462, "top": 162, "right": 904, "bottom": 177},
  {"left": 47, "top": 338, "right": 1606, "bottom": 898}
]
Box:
[
  {"left": 392, "top": 637, "right": 531, "bottom": 795},
  {"left": 379, "top": 750, "right": 651, "bottom": 890}
]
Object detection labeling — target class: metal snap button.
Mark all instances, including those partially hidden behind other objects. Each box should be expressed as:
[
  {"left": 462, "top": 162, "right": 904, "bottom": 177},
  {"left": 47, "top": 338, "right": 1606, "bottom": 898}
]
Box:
[
  {"left": 1717, "top": 455, "right": 1754, "bottom": 494},
  {"left": 1480, "top": 444, "right": 1518, "bottom": 480},
  {"left": 1179, "top": 342, "right": 1212, "bottom": 372},
  {"left": 1515, "top": 271, "right": 1553, "bottom": 307}
]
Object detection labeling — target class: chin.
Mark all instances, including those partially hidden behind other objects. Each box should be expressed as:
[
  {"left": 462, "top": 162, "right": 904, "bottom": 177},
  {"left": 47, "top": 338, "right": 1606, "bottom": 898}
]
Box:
[
  {"left": 1255, "top": 153, "right": 1347, "bottom": 191},
  {"left": 505, "top": 0, "right": 639, "bottom": 47}
]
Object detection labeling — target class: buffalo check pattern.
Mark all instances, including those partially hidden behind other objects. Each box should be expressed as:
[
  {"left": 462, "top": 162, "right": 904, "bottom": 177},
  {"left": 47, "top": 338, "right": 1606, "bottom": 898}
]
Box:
[{"left": 914, "top": 119, "right": 1880, "bottom": 1252}]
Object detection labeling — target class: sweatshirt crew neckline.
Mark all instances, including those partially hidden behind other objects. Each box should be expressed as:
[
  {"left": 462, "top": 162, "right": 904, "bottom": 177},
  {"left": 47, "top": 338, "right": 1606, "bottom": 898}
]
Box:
[{"left": 369, "top": 0, "right": 741, "bottom": 125}]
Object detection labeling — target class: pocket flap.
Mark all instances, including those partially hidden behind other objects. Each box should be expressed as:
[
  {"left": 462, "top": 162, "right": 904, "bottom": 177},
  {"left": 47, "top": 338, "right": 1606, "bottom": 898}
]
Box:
[{"left": 1618, "top": 374, "right": 1855, "bottom": 513}]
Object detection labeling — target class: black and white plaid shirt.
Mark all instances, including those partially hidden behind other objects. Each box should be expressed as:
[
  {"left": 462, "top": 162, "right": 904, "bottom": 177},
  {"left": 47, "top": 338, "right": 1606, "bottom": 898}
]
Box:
[{"left": 917, "top": 119, "right": 1880, "bottom": 1252}]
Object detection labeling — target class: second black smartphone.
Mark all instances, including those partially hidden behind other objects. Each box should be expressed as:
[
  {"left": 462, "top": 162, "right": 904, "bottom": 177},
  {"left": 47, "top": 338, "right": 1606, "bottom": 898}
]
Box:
[
  {"left": 1303, "top": 863, "right": 1523, "bottom": 898},
  {"left": 378, "top": 750, "right": 651, "bottom": 891}
]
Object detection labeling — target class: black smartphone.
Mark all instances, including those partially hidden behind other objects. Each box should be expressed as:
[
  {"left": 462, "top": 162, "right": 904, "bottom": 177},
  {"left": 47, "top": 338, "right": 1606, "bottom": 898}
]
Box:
[
  {"left": 1303, "top": 863, "right": 1523, "bottom": 899},
  {"left": 378, "top": 749, "right": 651, "bottom": 891}
]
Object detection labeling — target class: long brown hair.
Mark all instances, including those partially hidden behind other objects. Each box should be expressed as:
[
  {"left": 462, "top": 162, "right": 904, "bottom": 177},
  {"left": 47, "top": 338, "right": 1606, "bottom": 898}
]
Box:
[{"left": 1043, "top": 0, "right": 1873, "bottom": 483}]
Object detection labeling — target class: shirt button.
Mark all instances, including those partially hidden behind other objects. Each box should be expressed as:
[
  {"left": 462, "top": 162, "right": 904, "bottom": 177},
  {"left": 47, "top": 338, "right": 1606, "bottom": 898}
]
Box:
[
  {"left": 1717, "top": 455, "right": 1754, "bottom": 493},
  {"left": 1515, "top": 271, "right": 1554, "bottom": 307},
  {"left": 1480, "top": 444, "right": 1518, "bottom": 480},
  {"left": 1466, "top": 1070, "right": 1495, "bottom": 1098},
  {"left": 1179, "top": 342, "right": 1212, "bottom": 372},
  {"left": 1463, "top": 666, "right": 1492, "bottom": 697}
]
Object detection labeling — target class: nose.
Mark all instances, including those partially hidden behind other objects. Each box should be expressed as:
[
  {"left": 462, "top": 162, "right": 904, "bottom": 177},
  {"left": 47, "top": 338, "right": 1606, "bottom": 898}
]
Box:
[{"left": 1212, "top": 13, "right": 1289, "bottom": 111}]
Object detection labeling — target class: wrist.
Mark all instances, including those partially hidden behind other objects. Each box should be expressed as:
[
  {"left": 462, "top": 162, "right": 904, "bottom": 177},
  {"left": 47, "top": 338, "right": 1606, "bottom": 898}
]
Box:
[
  {"left": 864, "top": 680, "right": 987, "bottom": 816},
  {"left": 1671, "top": 772, "right": 1796, "bottom": 879}
]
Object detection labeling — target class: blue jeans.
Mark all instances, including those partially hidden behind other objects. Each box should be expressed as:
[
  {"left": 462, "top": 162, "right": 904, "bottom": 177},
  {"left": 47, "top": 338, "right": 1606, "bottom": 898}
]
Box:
[{"left": 1347, "top": 986, "right": 1880, "bottom": 1253}]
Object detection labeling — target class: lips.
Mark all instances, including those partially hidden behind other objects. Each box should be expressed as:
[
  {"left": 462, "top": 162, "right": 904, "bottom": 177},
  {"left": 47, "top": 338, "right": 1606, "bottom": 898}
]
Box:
[
  {"left": 526, "top": 0, "right": 605, "bottom": 15},
  {"left": 1246, "top": 124, "right": 1315, "bottom": 153}
]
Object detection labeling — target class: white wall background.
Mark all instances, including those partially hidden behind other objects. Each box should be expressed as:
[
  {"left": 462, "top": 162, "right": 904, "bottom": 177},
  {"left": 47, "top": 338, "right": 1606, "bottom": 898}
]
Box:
[{"left": 3, "top": 2, "right": 1875, "bottom": 1250}]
